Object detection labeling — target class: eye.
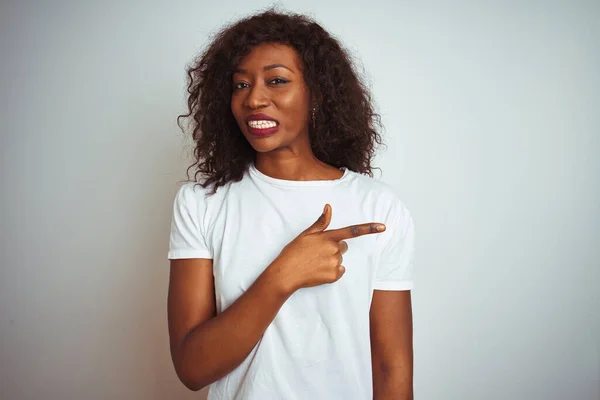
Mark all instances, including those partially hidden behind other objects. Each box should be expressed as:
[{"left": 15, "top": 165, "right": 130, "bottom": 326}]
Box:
[
  {"left": 233, "top": 82, "right": 249, "bottom": 91},
  {"left": 269, "top": 78, "right": 289, "bottom": 85}
]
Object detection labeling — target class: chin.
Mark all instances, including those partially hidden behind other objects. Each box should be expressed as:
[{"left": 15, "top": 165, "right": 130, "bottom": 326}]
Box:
[
  {"left": 243, "top": 134, "right": 282, "bottom": 153},
  {"left": 249, "top": 142, "right": 280, "bottom": 153}
]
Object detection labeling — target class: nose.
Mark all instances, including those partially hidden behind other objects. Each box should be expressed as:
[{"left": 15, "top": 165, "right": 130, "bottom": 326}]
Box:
[{"left": 244, "top": 83, "right": 269, "bottom": 109}]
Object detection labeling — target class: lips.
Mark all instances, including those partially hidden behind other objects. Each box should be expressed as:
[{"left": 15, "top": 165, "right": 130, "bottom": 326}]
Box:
[
  {"left": 247, "top": 123, "right": 279, "bottom": 137},
  {"left": 245, "top": 113, "right": 280, "bottom": 137},
  {"left": 246, "top": 113, "right": 278, "bottom": 123}
]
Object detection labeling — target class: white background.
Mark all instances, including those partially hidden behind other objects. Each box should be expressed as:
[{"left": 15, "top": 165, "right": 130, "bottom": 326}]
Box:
[{"left": 1, "top": 1, "right": 598, "bottom": 399}]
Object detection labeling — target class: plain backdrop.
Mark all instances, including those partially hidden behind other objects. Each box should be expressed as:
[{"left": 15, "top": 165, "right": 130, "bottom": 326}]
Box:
[{"left": 1, "top": 1, "right": 598, "bottom": 399}]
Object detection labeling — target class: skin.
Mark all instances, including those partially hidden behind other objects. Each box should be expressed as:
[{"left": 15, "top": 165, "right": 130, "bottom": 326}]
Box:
[
  {"left": 231, "top": 42, "right": 342, "bottom": 181},
  {"left": 168, "top": 42, "right": 413, "bottom": 399}
]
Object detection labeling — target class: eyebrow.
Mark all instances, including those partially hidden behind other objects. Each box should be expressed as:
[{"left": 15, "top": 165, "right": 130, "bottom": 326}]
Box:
[{"left": 233, "top": 64, "right": 294, "bottom": 74}]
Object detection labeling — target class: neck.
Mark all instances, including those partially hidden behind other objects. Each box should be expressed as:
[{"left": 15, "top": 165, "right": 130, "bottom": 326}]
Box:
[{"left": 254, "top": 153, "right": 342, "bottom": 181}]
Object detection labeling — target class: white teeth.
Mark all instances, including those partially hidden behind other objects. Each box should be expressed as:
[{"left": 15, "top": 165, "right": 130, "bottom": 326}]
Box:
[{"left": 248, "top": 120, "right": 277, "bottom": 129}]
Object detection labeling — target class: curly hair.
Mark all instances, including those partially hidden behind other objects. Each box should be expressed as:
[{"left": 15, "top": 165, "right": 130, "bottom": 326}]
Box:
[{"left": 178, "top": 8, "right": 384, "bottom": 194}]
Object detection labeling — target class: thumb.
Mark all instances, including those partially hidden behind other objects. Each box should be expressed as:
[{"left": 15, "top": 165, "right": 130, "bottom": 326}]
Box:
[{"left": 303, "top": 204, "right": 332, "bottom": 235}]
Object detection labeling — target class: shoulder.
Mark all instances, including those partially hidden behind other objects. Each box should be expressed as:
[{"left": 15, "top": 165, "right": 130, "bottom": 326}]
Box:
[
  {"left": 175, "top": 181, "right": 212, "bottom": 197},
  {"left": 173, "top": 182, "right": 208, "bottom": 208},
  {"left": 344, "top": 171, "right": 414, "bottom": 237},
  {"left": 173, "top": 180, "right": 229, "bottom": 209},
  {"left": 352, "top": 172, "right": 396, "bottom": 196},
  {"left": 347, "top": 170, "right": 411, "bottom": 216}
]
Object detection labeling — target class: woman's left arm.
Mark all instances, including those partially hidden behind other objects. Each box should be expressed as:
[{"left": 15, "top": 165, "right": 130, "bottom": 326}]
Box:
[{"left": 370, "top": 290, "right": 414, "bottom": 400}]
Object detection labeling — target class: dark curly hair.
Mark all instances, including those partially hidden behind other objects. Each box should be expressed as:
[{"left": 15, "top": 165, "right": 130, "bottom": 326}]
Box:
[{"left": 178, "top": 8, "right": 384, "bottom": 194}]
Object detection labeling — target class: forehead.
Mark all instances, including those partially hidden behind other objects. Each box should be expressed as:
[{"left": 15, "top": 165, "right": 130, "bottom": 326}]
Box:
[{"left": 235, "top": 42, "right": 302, "bottom": 71}]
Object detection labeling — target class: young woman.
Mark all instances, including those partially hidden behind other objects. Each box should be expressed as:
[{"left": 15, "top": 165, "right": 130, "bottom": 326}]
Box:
[{"left": 168, "top": 9, "right": 415, "bottom": 400}]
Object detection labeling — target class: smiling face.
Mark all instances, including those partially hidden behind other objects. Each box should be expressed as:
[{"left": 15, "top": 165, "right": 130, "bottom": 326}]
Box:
[{"left": 231, "top": 42, "right": 313, "bottom": 154}]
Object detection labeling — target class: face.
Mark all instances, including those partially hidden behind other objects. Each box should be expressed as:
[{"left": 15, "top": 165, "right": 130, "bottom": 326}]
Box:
[{"left": 231, "top": 42, "right": 313, "bottom": 153}]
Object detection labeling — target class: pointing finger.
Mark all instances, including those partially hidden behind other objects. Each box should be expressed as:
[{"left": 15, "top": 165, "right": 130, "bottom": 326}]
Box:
[{"left": 323, "top": 223, "right": 386, "bottom": 242}]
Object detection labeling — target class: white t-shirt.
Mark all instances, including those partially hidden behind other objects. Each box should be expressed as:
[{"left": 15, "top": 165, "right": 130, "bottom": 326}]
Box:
[{"left": 168, "top": 163, "right": 415, "bottom": 400}]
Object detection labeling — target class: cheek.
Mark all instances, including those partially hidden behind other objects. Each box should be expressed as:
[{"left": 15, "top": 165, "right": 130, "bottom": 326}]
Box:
[
  {"left": 230, "top": 98, "right": 243, "bottom": 122},
  {"left": 276, "top": 91, "right": 310, "bottom": 116},
  {"left": 230, "top": 96, "right": 239, "bottom": 113}
]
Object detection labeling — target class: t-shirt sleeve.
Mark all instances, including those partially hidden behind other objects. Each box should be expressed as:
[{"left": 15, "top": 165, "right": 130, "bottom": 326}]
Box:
[
  {"left": 168, "top": 183, "right": 213, "bottom": 260},
  {"left": 374, "top": 199, "right": 415, "bottom": 291}
]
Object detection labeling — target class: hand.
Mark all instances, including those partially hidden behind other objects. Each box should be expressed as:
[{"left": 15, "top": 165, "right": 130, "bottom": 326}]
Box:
[{"left": 271, "top": 204, "right": 386, "bottom": 294}]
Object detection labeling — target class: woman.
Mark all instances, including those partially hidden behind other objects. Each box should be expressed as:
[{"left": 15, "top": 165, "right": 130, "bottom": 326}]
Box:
[{"left": 168, "top": 9, "right": 415, "bottom": 400}]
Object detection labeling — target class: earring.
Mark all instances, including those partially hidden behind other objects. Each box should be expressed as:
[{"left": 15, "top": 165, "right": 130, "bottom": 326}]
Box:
[{"left": 311, "top": 107, "right": 316, "bottom": 129}]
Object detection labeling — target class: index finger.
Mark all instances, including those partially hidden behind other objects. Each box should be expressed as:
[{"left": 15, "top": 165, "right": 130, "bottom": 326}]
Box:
[{"left": 323, "top": 223, "right": 386, "bottom": 241}]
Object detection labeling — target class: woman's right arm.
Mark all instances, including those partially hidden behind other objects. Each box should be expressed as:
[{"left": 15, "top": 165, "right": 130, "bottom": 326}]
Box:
[
  {"left": 167, "top": 257, "right": 292, "bottom": 391},
  {"left": 167, "top": 204, "right": 385, "bottom": 391}
]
